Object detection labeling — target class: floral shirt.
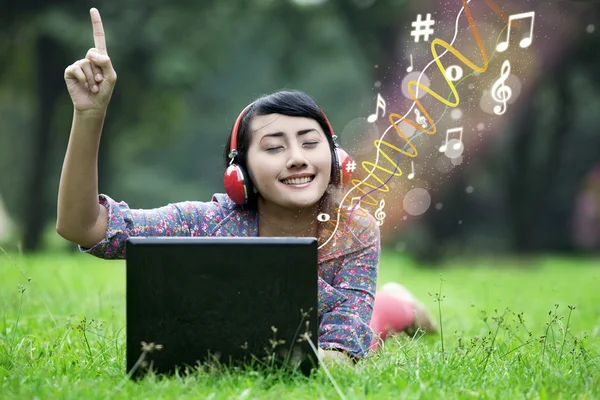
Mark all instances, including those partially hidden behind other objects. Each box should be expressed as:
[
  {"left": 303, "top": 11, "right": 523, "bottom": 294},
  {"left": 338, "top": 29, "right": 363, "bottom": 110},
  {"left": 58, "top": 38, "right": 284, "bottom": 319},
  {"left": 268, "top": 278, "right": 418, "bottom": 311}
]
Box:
[{"left": 81, "top": 193, "right": 380, "bottom": 360}]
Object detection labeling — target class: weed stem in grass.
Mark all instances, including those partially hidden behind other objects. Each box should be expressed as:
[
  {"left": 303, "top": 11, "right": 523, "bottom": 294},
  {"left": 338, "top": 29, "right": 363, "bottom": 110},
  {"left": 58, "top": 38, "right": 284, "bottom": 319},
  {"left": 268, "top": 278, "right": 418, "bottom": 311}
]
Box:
[
  {"left": 559, "top": 305, "right": 574, "bottom": 360},
  {"left": 11, "top": 286, "right": 25, "bottom": 352},
  {"left": 435, "top": 278, "right": 446, "bottom": 360}
]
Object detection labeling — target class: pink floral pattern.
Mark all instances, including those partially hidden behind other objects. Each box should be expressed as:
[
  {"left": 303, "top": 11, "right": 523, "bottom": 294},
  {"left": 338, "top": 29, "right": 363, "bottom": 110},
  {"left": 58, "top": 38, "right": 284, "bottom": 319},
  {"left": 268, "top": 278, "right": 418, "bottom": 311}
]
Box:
[{"left": 81, "top": 193, "right": 380, "bottom": 360}]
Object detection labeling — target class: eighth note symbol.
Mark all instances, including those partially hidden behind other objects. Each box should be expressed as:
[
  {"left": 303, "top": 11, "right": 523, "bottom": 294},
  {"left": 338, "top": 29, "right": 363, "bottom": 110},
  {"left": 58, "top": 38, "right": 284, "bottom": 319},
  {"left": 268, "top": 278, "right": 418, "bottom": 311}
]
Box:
[
  {"left": 496, "top": 11, "right": 535, "bottom": 52},
  {"left": 439, "top": 127, "right": 464, "bottom": 152},
  {"left": 491, "top": 60, "right": 512, "bottom": 116},
  {"left": 414, "top": 109, "right": 427, "bottom": 128},
  {"left": 367, "top": 93, "right": 386, "bottom": 123},
  {"left": 375, "top": 199, "right": 386, "bottom": 226}
]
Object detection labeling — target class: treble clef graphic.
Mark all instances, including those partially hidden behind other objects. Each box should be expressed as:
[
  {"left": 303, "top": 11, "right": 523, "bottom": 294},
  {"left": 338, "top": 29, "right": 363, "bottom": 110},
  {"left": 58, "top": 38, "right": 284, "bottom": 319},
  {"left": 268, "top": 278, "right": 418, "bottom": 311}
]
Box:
[
  {"left": 414, "top": 109, "right": 428, "bottom": 128},
  {"left": 491, "top": 60, "right": 512, "bottom": 115},
  {"left": 375, "top": 199, "right": 387, "bottom": 226}
]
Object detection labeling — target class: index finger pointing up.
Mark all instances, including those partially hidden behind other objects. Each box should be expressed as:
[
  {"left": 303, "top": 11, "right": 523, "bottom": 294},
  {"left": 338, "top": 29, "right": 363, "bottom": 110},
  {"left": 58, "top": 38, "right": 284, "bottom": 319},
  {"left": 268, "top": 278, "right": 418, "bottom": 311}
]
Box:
[{"left": 90, "top": 8, "right": 107, "bottom": 54}]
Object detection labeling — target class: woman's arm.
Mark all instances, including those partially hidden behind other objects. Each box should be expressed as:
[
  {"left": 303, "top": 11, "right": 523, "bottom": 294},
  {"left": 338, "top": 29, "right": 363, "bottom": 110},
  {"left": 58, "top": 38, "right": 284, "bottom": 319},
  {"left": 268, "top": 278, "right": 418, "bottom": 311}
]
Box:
[
  {"left": 56, "top": 111, "right": 108, "bottom": 248},
  {"left": 56, "top": 8, "right": 117, "bottom": 248},
  {"left": 77, "top": 195, "right": 226, "bottom": 259}
]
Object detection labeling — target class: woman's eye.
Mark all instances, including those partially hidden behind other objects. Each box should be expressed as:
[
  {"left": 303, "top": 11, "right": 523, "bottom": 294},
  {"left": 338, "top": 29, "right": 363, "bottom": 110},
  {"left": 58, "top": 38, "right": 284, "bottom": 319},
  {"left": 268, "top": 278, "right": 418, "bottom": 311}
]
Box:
[
  {"left": 266, "top": 146, "right": 284, "bottom": 152},
  {"left": 304, "top": 141, "right": 319, "bottom": 147}
]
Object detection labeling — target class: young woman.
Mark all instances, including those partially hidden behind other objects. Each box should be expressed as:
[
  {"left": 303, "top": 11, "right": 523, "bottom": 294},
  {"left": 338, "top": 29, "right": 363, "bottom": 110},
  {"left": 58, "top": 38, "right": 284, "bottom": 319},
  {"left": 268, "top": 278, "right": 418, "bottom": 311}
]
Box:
[{"left": 57, "top": 8, "right": 435, "bottom": 367}]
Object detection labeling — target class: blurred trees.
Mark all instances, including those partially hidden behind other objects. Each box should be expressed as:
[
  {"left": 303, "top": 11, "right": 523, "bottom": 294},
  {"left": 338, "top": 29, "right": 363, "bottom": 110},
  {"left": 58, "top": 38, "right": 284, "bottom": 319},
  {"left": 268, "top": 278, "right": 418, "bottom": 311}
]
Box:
[{"left": 0, "top": 0, "right": 599, "bottom": 261}]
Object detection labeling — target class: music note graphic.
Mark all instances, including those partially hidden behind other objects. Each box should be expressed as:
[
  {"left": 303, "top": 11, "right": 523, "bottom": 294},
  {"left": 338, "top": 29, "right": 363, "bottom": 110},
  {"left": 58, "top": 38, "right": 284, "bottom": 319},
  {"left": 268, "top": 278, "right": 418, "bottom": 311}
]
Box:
[
  {"left": 414, "top": 109, "right": 427, "bottom": 128},
  {"left": 348, "top": 196, "right": 364, "bottom": 211},
  {"left": 375, "top": 199, "right": 386, "bottom": 226},
  {"left": 491, "top": 60, "right": 512, "bottom": 115},
  {"left": 439, "top": 127, "right": 464, "bottom": 152},
  {"left": 367, "top": 93, "right": 386, "bottom": 123},
  {"left": 496, "top": 11, "right": 535, "bottom": 52},
  {"left": 408, "top": 160, "right": 415, "bottom": 180},
  {"left": 406, "top": 54, "right": 414, "bottom": 73}
]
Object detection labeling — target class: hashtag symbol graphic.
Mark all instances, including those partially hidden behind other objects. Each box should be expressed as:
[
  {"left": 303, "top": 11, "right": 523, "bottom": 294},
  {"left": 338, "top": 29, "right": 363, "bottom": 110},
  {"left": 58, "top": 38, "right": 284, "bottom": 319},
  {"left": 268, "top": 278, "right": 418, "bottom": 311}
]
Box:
[
  {"left": 345, "top": 160, "right": 356, "bottom": 173},
  {"left": 411, "top": 13, "right": 435, "bottom": 43}
]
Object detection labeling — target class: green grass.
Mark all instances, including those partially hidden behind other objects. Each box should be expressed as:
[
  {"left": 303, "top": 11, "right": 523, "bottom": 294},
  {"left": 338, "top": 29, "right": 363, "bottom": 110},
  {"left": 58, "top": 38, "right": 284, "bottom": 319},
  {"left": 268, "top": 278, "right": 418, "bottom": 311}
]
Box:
[{"left": 0, "top": 249, "right": 598, "bottom": 399}]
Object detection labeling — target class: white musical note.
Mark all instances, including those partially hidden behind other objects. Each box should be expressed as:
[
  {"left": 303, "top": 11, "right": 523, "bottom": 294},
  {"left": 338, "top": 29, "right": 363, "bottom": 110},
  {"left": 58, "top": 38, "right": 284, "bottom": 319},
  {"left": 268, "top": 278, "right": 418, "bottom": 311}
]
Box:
[
  {"left": 496, "top": 11, "right": 535, "bottom": 52},
  {"left": 348, "top": 197, "right": 364, "bottom": 211},
  {"left": 406, "top": 54, "right": 414, "bottom": 73},
  {"left": 408, "top": 161, "right": 415, "bottom": 180},
  {"left": 317, "top": 213, "right": 331, "bottom": 222},
  {"left": 439, "top": 127, "right": 464, "bottom": 152},
  {"left": 375, "top": 199, "right": 386, "bottom": 226},
  {"left": 491, "top": 60, "right": 512, "bottom": 115},
  {"left": 367, "top": 93, "right": 386, "bottom": 123},
  {"left": 414, "top": 109, "right": 427, "bottom": 128}
]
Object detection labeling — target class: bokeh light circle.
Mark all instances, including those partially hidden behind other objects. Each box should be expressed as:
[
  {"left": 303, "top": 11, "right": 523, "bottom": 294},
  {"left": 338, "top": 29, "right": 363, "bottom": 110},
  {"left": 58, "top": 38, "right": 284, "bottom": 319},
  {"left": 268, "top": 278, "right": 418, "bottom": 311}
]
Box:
[
  {"left": 395, "top": 120, "right": 417, "bottom": 138},
  {"left": 401, "top": 72, "right": 431, "bottom": 100},
  {"left": 444, "top": 139, "right": 464, "bottom": 159},
  {"left": 451, "top": 156, "right": 464, "bottom": 166},
  {"left": 403, "top": 188, "right": 432, "bottom": 216},
  {"left": 451, "top": 108, "right": 463, "bottom": 120}
]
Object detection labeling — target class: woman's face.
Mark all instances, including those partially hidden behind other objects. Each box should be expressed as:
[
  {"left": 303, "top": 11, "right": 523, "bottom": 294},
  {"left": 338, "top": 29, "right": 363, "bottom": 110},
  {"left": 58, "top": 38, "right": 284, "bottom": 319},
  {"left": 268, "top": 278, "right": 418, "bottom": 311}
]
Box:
[{"left": 246, "top": 113, "right": 332, "bottom": 210}]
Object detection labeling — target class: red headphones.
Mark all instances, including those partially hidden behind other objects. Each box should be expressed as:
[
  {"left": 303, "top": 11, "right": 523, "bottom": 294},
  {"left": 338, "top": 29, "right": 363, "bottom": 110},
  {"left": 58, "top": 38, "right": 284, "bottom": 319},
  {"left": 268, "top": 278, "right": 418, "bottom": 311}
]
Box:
[{"left": 223, "top": 102, "right": 354, "bottom": 205}]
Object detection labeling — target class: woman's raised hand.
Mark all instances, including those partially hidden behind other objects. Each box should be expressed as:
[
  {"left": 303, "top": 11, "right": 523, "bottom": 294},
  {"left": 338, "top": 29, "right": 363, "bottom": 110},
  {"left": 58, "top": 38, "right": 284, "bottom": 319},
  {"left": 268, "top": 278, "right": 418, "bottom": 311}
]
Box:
[{"left": 64, "top": 8, "right": 117, "bottom": 114}]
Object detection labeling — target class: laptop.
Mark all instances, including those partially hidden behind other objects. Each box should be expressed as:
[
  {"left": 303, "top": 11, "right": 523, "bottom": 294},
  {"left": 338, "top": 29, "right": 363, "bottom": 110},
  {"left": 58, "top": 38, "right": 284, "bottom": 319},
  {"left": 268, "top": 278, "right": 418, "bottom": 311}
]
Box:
[{"left": 125, "top": 236, "right": 320, "bottom": 378}]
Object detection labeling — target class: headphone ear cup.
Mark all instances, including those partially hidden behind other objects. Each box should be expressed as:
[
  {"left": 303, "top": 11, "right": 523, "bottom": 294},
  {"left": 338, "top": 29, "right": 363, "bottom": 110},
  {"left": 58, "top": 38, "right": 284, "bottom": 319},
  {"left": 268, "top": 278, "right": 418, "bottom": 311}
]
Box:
[
  {"left": 335, "top": 148, "right": 353, "bottom": 187},
  {"left": 224, "top": 164, "right": 249, "bottom": 205}
]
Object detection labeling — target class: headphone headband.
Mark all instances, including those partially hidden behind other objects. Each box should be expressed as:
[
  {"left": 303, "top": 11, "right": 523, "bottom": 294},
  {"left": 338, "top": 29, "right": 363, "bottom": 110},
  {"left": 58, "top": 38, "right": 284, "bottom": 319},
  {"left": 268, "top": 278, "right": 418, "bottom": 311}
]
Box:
[{"left": 228, "top": 101, "right": 337, "bottom": 158}]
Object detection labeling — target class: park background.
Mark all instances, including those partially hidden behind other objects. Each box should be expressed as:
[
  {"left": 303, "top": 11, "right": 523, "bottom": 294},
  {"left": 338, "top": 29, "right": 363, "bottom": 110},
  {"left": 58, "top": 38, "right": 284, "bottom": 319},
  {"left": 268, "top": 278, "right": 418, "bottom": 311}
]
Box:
[
  {"left": 1, "top": 0, "right": 600, "bottom": 261},
  {"left": 0, "top": 0, "right": 599, "bottom": 398}
]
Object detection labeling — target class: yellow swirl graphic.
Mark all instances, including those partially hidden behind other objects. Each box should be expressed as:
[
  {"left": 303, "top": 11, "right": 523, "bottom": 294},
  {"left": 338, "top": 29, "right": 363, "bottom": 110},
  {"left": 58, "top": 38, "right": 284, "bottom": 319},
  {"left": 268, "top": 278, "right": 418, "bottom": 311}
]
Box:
[{"left": 346, "top": 0, "right": 495, "bottom": 208}]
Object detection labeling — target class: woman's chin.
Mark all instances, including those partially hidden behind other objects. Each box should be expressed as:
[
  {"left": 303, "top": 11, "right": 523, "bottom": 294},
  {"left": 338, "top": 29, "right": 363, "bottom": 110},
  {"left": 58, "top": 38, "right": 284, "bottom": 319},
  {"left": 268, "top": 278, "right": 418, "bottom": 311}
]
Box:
[{"left": 281, "top": 193, "right": 323, "bottom": 210}]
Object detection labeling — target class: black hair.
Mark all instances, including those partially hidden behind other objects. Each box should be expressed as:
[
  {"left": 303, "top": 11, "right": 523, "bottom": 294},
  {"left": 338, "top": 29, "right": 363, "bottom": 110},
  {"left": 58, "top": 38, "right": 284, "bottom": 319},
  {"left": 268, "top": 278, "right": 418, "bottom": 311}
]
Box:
[{"left": 223, "top": 90, "right": 339, "bottom": 209}]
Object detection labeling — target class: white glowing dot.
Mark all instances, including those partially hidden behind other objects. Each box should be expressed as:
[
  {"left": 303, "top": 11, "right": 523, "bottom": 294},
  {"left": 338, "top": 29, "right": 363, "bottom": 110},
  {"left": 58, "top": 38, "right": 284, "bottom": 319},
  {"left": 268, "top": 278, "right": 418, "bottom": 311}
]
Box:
[
  {"left": 375, "top": 64, "right": 379, "bottom": 68},
  {"left": 374, "top": 81, "right": 381, "bottom": 88},
  {"left": 586, "top": 24, "right": 595, "bottom": 34},
  {"left": 435, "top": 202, "right": 443, "bottom": 210},
  {"left": 403, "top": 188, "right": 432, "bottom": 216},
  {"left": 468, "top": 84, "right": 475, "bottom": 90},
  {"left": 466, "top": 186, "right": 474, "bottom": 194},
  {"left": 451, "top": 108, "right": 463, "bottom": 120},
  {"left": 458, "top": 220, "right": 463, "bottom": 224},
  {"left": 477, "top": 123, "right": 485, "bottom": 131},
  {"left": 402, "top": 215, "right": 408, "bottom": 220}
]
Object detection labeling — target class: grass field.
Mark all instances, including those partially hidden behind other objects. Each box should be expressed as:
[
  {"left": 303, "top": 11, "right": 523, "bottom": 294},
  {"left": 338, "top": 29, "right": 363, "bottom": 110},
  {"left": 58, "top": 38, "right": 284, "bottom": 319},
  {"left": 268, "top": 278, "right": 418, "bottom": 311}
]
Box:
[{"left": 0, "top": 249, "right": 598, "bottom": 399}]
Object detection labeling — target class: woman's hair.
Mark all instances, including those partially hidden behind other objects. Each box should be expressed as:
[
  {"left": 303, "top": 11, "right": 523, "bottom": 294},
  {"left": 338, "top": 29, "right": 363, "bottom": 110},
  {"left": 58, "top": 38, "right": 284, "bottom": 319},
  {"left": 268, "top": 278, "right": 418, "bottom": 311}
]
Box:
[{"left": 223, "top": 90, "right": 339, "bottom": 210}]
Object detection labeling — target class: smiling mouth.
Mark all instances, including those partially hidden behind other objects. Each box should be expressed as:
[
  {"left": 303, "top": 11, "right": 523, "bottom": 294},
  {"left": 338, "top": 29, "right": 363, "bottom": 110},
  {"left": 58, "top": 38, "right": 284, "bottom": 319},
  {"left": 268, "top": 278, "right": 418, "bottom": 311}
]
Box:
[{"left": 281, "top": 175, "right": 315, "bottom": 185}]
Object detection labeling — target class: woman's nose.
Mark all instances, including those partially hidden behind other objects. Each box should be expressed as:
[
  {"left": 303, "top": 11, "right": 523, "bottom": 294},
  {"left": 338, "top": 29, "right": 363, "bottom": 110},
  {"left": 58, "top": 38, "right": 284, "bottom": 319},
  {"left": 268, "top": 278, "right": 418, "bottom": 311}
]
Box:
[{"left": 285, "top": 145, "right": 308, "bottom": 169}]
